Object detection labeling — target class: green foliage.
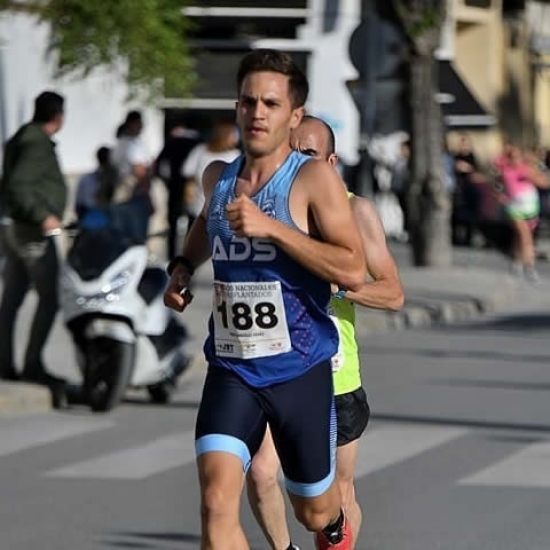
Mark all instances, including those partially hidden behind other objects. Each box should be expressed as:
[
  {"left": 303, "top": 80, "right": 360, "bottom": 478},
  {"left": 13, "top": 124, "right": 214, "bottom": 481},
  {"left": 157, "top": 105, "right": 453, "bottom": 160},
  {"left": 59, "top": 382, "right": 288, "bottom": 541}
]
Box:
[
  {"left": 394, "top": 0, "right": 445, "bottom": 41},
  {"left": 1, "top": 0, "right": 195, "bottom": 101}
]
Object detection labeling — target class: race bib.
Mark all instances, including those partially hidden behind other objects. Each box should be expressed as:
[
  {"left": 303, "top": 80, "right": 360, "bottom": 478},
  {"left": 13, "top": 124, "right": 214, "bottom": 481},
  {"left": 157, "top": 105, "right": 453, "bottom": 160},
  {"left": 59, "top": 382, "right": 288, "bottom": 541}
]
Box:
[
  {"left": 212, "top": 280, "right": 291, "bottom": 359},
  {"left": 329, "top": 312, "right": 344, "bottom": 373}
]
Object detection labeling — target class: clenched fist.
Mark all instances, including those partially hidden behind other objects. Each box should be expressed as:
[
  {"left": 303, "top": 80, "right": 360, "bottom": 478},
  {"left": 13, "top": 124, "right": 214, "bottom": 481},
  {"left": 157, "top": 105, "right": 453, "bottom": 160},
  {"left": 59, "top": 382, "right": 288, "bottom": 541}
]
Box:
[
  {"left": 226, "top": 194, "right": 276, "bottom": 239},
  {"left": 163, "top": 264, "right": 194, "bottom": 313}
]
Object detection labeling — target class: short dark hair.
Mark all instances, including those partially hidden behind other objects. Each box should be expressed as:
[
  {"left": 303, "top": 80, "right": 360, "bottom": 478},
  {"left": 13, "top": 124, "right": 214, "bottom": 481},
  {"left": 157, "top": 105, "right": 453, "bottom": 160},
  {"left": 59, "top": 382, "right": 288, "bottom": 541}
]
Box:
[
  {"left": 32, "top": 91, "right": 64, "bottom": 124},
  {"left": 96, "top": 146, "right": 110, "bottom": 165},
  {"left": 236, "top": 49, "right": 309, "bottom": 109},
  {"left": 115, "top": 123, "right": 126, "bottom": 138},
  {"left": 302, "top": 115, "right": 336, "bottom": 156},
  {"left": 124, "top": 110, "right": 142, "bottom": 125}
]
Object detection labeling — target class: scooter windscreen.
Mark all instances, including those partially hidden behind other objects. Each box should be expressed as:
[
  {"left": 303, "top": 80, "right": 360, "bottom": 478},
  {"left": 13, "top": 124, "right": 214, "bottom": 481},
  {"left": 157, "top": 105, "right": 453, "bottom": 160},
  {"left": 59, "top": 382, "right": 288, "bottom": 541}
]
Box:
[{"left": 68, "top": 228, "right": 133, "bottom": 281}]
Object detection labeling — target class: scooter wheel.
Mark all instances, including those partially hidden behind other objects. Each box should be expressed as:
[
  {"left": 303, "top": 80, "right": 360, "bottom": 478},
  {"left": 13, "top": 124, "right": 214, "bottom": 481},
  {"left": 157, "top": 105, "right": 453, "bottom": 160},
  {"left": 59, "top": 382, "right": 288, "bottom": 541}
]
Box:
[
  {"left": 85, "top": 337, "right": 135, "bottom": 412},
  {"left": 147, "top": 382, "right": 174, "bottom": 404}
]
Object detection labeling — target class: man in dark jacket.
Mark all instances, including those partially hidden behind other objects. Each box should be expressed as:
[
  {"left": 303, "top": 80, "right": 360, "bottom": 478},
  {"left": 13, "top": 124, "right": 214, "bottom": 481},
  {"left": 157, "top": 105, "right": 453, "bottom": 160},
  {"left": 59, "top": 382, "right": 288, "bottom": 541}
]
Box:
[
  {"left": 0, "top": 91, "right": 67, "bottom": 406},
  {"left": 154, "top": 123, "right": 200, "bottom": 259}
]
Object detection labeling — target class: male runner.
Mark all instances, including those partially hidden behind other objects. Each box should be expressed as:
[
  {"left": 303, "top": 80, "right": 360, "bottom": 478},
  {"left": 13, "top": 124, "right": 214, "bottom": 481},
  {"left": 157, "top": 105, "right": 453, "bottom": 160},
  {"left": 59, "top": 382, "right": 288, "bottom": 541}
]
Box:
[
  {"left": 163, "top": 50, "right": 366, "bottom": 550},
  {"left": 246, "top": 115, "right": 405, "bottom": 550}
]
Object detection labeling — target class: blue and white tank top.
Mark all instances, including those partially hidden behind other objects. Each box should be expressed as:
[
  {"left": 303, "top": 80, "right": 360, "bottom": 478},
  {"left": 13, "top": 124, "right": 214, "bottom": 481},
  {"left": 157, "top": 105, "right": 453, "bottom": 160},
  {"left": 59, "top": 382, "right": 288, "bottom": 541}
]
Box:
[{"left": 203, "top": 150, "right": 338, "bottom": 387}]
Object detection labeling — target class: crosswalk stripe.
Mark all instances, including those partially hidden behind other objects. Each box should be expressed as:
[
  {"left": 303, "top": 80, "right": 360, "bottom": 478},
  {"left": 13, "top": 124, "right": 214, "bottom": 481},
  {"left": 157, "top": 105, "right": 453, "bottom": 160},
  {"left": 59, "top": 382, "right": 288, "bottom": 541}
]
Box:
[
  {"left": 46, "top": 422, "right": 467, "bottom": 482},
  {"left": 353, "top": 422, "right": 467, "bottom": 479},
  {"left": 458, "top": 439, "right": 550, "bottom": 487},
  {"left": 45, "top": 432, "right": 196, "bottom": 479},
  {"left": 0, "top": 415, "right": 113, "bottom": 458}
]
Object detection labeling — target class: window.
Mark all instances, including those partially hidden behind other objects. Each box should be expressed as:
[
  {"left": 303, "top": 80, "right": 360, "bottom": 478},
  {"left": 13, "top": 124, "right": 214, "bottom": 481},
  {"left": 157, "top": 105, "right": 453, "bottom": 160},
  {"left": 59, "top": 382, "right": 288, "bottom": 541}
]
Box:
[
  {"left": 187, "top": 0, "right": 307, "bottom": 8},
  {"left": 190, "top": 50, "right": 310, "bottom": 99},
  {"left": 502, "top": 0, "right": 525, "bottom": 11},
  {"left": 464, "top": 0, "right": 491, "bottom": 7},
  {"left": 189, "top": 16, "right": 306, "bottom": 40}
]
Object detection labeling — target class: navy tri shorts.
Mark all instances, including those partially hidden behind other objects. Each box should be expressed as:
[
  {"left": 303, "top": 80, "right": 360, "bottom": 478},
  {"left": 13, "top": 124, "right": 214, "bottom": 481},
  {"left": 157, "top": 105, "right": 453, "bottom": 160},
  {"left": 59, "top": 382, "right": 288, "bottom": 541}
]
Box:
[
  {"left": 195, "top": 361, "right": 337, "bottom": 498},
  {"left": 335, "top": 387, "right": 370, "bottom": 446}
]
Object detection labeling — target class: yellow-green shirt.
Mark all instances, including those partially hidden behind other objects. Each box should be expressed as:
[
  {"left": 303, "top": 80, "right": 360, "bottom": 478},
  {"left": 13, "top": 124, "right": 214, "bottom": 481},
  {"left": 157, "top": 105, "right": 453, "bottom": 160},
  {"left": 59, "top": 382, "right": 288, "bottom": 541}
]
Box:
[
  {"left": 329, "top": 294, "right": 361, "bottom": 395},
  {"left": 330, "top": 191, "right": 361, "bottom": 395}
]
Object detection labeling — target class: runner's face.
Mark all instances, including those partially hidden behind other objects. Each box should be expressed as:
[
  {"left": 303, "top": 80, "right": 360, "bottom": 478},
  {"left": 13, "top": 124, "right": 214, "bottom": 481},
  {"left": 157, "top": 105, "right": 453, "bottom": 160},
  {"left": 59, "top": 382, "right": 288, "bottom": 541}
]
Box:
[
  {"left": 290, "top": 121, "right": 338, "bottom": 166},
  {"left": 236, "top": 71, "right": 303, "bottom": 158},
  {"left": 290, "top": 122, "right": 328, "bottom": 161}
]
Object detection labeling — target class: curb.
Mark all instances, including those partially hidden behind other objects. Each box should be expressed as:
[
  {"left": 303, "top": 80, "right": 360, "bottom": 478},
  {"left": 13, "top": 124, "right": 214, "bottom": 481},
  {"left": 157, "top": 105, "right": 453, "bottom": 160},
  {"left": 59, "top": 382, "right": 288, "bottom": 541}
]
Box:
[
  {"left": 355, "top": 286, "right": 519, "bottom": 337},
  {"left": 0, "top": 382, "right": 52, "bottom": 415},
  {"left": 0, "top": 352, "right": 209, "bottom": 417}
]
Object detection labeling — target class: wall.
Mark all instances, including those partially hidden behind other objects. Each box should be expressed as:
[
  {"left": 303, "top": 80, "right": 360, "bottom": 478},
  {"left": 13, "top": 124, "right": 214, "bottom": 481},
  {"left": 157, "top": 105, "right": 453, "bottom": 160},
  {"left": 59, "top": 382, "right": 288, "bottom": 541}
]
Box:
[{"left": 0, "top": 13, "right": 164, "bottom": 176}]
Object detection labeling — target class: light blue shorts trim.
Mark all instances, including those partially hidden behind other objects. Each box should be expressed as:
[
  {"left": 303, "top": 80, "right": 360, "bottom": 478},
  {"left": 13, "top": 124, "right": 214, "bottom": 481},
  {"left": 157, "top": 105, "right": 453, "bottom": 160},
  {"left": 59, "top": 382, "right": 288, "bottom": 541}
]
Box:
[
  {"left": 284, "top": 464, "right": 336, "bottom": 497},
  {"left": 195, "top": 434, "right": 252, "bottom": 472}
]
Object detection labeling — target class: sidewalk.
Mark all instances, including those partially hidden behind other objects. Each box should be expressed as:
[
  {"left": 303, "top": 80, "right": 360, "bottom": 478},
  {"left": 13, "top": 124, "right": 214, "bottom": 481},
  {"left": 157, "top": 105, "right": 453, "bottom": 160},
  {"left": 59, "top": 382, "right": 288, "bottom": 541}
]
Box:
[
  {"left": 355, "top": 266, "right": 525, "bottom": 337},
  {"left": 2, "top": 260, "right": 549, "bottom": 415}
]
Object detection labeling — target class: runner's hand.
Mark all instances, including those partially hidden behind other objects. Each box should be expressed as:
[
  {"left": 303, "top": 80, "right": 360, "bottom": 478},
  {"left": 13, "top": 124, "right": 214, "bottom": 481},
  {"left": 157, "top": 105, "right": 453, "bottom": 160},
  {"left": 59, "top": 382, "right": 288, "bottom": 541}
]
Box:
[
  {"left": 42, "top": 215, "right": 62, "bottom": 234},
  {"left": 226, "top": 194, "right": 274, "bottom": 238},
  {"left": 163, "top": 265, "right": 194, "bottom": 313}
]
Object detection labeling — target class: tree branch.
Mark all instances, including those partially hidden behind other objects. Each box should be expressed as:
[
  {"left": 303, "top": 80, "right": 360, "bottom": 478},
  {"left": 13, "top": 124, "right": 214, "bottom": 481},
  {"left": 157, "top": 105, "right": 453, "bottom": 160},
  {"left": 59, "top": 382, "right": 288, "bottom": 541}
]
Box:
[
  {"left": 0, "top": 0, "right": 45, "bottom": 14},
  {"left": 393, "top": 0, "right": 446, "bottom": 54}
]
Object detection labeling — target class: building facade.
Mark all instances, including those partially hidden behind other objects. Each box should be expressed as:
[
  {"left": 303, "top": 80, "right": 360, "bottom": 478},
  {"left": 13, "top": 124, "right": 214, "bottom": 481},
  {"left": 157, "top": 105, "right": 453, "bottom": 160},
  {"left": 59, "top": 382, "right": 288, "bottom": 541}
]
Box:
[
  {"left": 164, "top": 0, "right": 363, "bottom": 166},
  {"left": 2, "top": 0, "right": 549, "bottom": 175},
  {"left": 444, "top": 0, "right": 550, "bottom": 160}
]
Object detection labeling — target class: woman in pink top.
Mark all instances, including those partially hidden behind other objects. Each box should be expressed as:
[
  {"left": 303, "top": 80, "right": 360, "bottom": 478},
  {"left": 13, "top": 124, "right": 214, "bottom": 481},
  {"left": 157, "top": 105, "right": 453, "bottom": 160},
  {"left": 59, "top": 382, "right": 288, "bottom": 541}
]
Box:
[{"left": 495, "top": 145, "right": 549, "bottom": 280}]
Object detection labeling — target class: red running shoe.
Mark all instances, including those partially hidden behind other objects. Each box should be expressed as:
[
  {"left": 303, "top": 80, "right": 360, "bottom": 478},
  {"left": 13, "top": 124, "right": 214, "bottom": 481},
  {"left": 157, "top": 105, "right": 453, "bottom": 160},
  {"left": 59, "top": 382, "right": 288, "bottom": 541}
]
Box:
[{"left": 314, "top": 515, "right": 352, "bottom": 550}]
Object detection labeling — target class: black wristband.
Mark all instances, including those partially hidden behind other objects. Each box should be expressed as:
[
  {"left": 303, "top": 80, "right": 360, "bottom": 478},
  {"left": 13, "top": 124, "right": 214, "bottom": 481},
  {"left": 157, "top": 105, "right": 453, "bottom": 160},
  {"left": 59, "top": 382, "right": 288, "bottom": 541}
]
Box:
[{"left": 166, "top": 256, "right": 195, "bottom": 277}]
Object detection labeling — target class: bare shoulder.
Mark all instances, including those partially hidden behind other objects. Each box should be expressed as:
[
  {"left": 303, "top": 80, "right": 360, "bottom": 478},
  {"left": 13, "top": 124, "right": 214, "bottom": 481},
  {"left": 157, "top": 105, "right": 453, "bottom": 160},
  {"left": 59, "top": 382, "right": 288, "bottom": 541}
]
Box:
[
  {"left": 350, "top": 195, "right": 386, "bottom": 235},
  {"left": 201, "top": 160, "right": 233, "bottom": 215},
  {"left": 295, "top": 159, "right": 350, "bottom": 208},
  {"left": 202, "top": 160, "right": 228, "bottom": 191},
  {"left": 202, "top": 160, "right": 227, "bottom": 187},
  {"left": 296, "top": 157, "right": 341, "bottom": 189},
  {"left": 350, "top": 194, "right": 379, "bottom": 219}
]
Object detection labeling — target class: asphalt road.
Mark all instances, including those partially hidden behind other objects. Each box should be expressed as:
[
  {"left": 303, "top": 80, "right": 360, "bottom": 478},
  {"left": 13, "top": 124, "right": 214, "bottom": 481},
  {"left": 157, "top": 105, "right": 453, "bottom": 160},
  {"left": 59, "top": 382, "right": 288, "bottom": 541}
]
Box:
[{"left": 1, "top": 300, "right": 549, "bottom": 550}]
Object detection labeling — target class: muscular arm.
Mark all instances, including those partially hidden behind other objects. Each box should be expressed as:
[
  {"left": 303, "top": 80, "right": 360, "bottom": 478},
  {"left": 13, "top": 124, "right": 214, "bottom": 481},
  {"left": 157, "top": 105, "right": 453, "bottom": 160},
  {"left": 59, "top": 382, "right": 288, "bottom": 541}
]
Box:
[
  {"left": 526, "top": 165, "right": 550, "bottom": 189},
  {"left": 180, "top": 161, "right": 227, "bottom": 268},
  {"left": 342, "top": 197, "right": 404, "bottom": 311},
  {"left": 164, "top": 161, "right": 225, "bottom": 311},
  {"left": 267, "top": 161, "right": 366, "bottom": 291}
]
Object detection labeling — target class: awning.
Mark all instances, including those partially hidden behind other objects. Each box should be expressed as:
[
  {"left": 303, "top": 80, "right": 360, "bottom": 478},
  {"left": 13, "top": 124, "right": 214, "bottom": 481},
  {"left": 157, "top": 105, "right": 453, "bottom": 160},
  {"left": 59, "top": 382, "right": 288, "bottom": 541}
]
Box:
[{"left": 438, "top": 60, "right": 496, "bottom": 128}]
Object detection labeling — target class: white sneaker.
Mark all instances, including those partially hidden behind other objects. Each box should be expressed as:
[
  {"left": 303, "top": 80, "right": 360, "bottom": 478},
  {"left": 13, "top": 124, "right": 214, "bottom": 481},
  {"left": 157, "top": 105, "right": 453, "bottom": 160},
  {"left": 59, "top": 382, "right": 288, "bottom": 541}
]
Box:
[
  {"left": 525, "top": 267, "right": 541, "bottom": 285},
  {"left": 510, "top": 261, "right": 524, "bottom": 278}
]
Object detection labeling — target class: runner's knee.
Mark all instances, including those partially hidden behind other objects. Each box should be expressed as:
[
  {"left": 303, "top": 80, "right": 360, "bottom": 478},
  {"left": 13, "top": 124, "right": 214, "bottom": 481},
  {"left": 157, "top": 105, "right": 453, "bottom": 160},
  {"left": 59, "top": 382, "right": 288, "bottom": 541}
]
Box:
[
  {"left": 248, "top": 451, "right": 280, "bottom": 493},
  {"left": 290, "top": 488, "right": 340, "bottom": 532},
  {"left": 293, "top": 503, "right": 335, "bottom": 532},
  {"left": 199, "top": 455, "right": 243, "bottom": 523}
]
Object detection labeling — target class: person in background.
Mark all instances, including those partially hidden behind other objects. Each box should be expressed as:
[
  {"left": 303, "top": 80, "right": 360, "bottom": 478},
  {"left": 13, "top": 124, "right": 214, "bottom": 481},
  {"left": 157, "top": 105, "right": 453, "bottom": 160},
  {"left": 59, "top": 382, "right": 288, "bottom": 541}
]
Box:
[
  {"left": 246, "top": 115, "right": 404, "bottom": 550},
  {"left": 181, "top": 119, "right": 240, "bottom": 232},
  {"left": 494, "top": 144, "right": 550, "bottom": 282},
  {"left": 75, "top": 146, "right": 116, "bottom": 220},
  {"left": 0, "top": 91, "right": 67, "bottom": 407},
  {"left": 110, "top": 110, "right": 152, "bottom": 243},
  {"left": 442, "top": 139, "right": 456, "bottom": 194},
  {"left": 452, "top": 134, "right": 480, "bottom": 246},
  {"left": 390, "top": 138, "right": 411, "bottom": 234},
  {"left": 154, "top": 123, "right": 200, "bottom": 259}
]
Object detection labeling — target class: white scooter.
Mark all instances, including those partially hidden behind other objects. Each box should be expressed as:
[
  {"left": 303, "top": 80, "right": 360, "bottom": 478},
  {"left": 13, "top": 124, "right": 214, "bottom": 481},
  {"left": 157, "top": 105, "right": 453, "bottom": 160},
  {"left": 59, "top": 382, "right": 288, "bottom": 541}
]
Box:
[{"left": 58, "top": 224, "right": 190, "bottom": 412}]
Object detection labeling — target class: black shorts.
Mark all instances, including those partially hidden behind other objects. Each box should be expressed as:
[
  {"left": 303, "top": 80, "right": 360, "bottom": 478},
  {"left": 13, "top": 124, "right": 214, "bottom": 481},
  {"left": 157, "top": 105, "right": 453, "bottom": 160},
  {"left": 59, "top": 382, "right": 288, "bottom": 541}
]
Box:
[
  {"left": 195, "top": 361, "right": 337, "bottom": 498},
  {"left": 335, "top": 387, "right": 370, "bottom": 446}
]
